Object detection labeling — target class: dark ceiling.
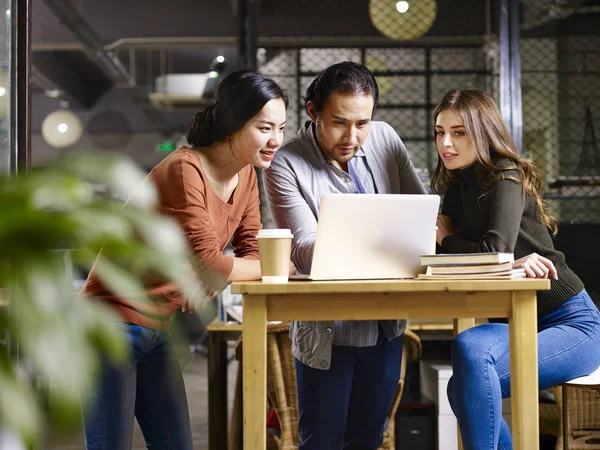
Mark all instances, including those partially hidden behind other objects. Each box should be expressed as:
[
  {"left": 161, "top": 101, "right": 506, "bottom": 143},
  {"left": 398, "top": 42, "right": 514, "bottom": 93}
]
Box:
[{"left": 30, "top": 0, "right": 600, "bottom": 137}]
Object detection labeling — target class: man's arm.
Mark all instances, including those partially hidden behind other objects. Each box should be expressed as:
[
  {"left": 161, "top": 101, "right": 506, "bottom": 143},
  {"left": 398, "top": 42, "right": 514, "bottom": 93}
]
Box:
[
  {"left": 263, "top": 156, "right": 317, "bottom": 275},
  {"left": 386, "top": 123, "right": 427, "bottom": 194}
]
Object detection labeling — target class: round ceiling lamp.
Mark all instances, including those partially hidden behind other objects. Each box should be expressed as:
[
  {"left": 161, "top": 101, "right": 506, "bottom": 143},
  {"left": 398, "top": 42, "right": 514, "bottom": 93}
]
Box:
[
  {"left": 369, "top": 0, "right": 437, "bottom": 41},
  {"left": 41, "top": 109, "right": 83, "bottom": 148}
]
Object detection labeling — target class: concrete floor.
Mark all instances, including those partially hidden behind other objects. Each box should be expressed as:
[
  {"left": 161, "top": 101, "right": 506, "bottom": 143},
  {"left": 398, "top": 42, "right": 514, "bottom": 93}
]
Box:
[{"left": 42, "top": 346, "right": 239, "bottom": 450}]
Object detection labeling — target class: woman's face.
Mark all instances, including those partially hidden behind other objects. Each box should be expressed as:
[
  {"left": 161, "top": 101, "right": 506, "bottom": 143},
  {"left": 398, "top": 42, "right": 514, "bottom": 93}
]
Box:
[
  {"left": 231, "top": 97, "right": 287, "bottom": 170},
  {"left": 435, "top": 109, "right": 477, "bottom": 170}
]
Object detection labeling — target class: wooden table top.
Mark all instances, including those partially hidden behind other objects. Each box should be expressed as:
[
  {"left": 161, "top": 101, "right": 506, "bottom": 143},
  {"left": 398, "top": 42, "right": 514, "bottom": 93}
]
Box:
[
  {"left": 206, "top": 320, "right": 243, "bottom": 332},
  {"left": 231, "top": 278, "right": 550, "bottom": 295}
]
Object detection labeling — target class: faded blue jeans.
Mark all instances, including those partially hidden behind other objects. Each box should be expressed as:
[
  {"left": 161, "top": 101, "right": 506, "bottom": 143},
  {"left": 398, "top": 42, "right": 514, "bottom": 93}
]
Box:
[
  {"left": 82, "top": 323, "right": 193, "bottom": 450},
  {"left": 447, "top": 289, "right": 600, "bottom": 450}
]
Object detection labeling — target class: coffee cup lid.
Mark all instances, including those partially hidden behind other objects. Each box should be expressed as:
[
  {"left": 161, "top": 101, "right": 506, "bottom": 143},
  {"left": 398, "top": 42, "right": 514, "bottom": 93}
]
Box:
[{"left": 257, "top": 229, "right": 293, "bottom": 239}]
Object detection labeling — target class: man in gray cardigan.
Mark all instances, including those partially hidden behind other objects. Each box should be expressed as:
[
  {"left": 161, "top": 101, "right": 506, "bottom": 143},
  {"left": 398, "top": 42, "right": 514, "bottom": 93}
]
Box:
[{"left": 263, "top": 61, "right": 426, "bottom": 450}]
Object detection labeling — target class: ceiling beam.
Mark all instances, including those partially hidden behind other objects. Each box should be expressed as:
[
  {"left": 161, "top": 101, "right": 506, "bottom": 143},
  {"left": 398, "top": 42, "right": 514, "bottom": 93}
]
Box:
[{"left": 42, "top": 0, "right": 134, "bottom": 87}]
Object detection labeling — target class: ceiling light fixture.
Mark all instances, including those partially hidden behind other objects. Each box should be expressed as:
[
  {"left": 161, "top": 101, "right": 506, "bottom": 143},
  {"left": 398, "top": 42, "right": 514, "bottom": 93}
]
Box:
[
  {"left": 41, "top": 109, "right": 83, "bottom": 148},
  {"left": 396, "top": 1, "right": 409, "bottom": 13},
  {"left": 370, "top": 0, "right": 437, "bottom": 41}
]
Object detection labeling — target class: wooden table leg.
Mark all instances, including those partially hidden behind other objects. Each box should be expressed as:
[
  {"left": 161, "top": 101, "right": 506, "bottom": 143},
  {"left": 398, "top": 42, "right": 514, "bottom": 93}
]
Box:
[
  {"left": 208, "top": 330, "right": 228, "bottom": 450},
  {"left": 453, "top": 317, "right": 475, "bottom": 450},
  {"left": 509, "top": 290, "right": 539, "bottom": 450},
  {"left": 243, "top": 294, "right": 267, "bottom": 450},
  {"left": 453, "top": 318, "right": 475, "bottom": 336}
]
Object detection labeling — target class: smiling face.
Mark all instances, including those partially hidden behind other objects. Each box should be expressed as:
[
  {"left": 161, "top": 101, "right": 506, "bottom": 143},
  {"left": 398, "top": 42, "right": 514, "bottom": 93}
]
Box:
[
  {"left": 231, "top": 97, "right": 287, "bottom": 170},
  {"left": 308, "top": 92, "right": 374, "bottom": 172},
  {"left": 435, "top": 109, "right": 478, "bottom": 170}
]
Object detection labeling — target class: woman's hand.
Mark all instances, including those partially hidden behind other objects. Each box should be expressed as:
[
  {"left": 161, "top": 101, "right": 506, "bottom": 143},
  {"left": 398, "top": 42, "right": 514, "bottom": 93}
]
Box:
[
  {"left": 181, "top": 284, "right": 217, "bottom": 313},
  {"left": 289, "top": 261, "right": 297, "bottom": 276},
  {"left": 436, "top": 214, "right": 456, "bottom": 245},
  {"left": 513, "top": 253, "right": 558, "bottom": 280}
]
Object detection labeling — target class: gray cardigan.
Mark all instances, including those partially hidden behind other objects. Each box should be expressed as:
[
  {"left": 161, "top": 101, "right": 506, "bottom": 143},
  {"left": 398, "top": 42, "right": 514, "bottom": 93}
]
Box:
[{"left": 263, "top": 120, "right": 426, "bottom": 369}]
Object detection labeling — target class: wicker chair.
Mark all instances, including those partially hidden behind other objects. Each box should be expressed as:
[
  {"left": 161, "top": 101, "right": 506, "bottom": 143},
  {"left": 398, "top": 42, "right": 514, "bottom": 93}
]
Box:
[
  {"left": 237, "top": 322, "right": 422, "bottom": 450},
  {"left": 554, "top": 365, "right": 600, "bottom": 450}
]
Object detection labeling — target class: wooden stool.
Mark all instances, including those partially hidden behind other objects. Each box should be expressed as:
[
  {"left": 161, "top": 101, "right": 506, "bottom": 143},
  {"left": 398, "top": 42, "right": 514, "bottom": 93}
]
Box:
[{"left": 557, "top": 365, "right": 600, "bottom": 450}]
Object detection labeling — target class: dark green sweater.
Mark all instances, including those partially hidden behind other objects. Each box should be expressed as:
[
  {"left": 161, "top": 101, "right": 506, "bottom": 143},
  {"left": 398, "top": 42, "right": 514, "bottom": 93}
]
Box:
[{"left": 440, "top": 162, "right": 584, "bottom": 317}]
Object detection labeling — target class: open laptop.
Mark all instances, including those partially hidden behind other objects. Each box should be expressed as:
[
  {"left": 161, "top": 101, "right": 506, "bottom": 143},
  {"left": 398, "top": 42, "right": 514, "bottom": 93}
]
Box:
[{"left": 299, "top": 193, "right": 440, "bottom": 281}]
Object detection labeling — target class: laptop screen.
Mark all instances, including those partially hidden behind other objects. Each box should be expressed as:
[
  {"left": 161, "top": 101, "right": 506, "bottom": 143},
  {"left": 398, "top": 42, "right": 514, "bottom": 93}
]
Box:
[{"left": 309, "top": 194, "right": 440, "bottom": 280}]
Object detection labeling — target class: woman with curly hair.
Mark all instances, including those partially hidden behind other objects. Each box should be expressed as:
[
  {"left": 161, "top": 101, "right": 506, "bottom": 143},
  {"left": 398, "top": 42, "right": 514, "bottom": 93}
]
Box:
[{"left": 433, "top": 88, "right": 600, "bottom": 450}]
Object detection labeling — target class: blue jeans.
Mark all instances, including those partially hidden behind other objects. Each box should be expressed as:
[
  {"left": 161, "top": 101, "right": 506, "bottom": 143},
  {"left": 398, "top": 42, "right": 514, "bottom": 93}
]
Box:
[
  {"left": 82, "top": 323, "right": 192, "bottom": 450},
  {"left": 447, "top": 290, "right": 600, "bottom": 450},
  {"left": 295, "top": 328, "right": 403, "bottom": 450}
]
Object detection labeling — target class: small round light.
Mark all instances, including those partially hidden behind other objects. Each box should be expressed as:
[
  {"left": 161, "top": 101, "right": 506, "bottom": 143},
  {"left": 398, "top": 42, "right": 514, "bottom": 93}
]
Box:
[
  {"left": 216, "top": 55, "right": 225, "bottom": 63},
  {"left": 396, "top": 1, "right": 409, "bottom": 13},
  {"left": 41, "top": 109, "right": 83, "bottom": 148},
  {"left": 209, "top": 71, "right": 219, "bottom": 78}
]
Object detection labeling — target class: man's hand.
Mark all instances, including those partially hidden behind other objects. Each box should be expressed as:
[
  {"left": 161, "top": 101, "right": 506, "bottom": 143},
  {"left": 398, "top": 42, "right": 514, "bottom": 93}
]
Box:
[
  {"left": 513, "top": 253, "right": 558, "bottom": 280},
  {"left": 436, "top": 214, "right": 456, "bottom": 245},
  {"left": 289, "top": 261, "right": 297, "bottom": 276}
]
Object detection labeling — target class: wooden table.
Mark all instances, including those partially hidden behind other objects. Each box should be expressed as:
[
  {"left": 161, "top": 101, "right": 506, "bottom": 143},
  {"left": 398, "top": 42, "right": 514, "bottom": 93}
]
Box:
[{"left": 231, "top": 278, "right": 550, "bottom": 450}]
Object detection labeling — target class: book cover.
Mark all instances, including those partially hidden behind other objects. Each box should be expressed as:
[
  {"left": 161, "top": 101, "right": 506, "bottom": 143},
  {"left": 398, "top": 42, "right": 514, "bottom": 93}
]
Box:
[
  {"left": 420, "top": 252, "right": 514, "bottom": 266},
  {"left": 427, "top": 261, "right": 513, "bottom": 275},
  {"left": 418, "top": 268, "right": 526, "bottom": 280}
]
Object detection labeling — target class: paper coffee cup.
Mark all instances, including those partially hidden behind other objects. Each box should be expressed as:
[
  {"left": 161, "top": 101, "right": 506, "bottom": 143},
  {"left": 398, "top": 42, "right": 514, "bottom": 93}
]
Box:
[{"left": 257, "top": 229, "right": 293, "bottom": 283}]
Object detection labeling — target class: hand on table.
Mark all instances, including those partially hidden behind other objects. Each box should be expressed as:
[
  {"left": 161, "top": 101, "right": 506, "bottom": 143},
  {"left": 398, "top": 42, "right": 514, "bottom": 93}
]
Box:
[{"left": 513, "top": 253, "right": 558, "bottom": 280}]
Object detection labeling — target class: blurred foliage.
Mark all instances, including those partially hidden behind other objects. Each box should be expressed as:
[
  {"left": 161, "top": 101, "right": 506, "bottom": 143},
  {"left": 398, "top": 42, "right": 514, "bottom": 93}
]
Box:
[{"left": 0, "top": 152, "right": 211, "bottom": 448}]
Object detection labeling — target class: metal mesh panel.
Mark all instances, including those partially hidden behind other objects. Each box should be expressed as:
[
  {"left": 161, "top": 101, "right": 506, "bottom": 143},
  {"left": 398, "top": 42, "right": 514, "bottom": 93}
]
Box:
[
  {"left": 256, "top": 1, "right": 600, "bottom": 227},
  {"left": 256, "top": 0, "right": 493, "bottom": 183},
  {"left": 258, "top": 46, "right": 495, "bottom": 170},
  {"left": 257, "top": 41, "right": 496, "bottom": 225},
  {"left": 251, "top": 0, "right": 600, "bottom": 297},
  {"left": 520, "top": 2, "right": 600, "bottom": 224}
]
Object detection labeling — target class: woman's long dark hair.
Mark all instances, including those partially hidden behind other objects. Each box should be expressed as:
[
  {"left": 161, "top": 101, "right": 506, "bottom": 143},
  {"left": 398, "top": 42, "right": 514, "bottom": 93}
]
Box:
[
  {"left": 186, "top": 71, "right": 288, "bottom": 148},
  {"left": 431, "top": 89, "right": 558, "bottom": 236}
]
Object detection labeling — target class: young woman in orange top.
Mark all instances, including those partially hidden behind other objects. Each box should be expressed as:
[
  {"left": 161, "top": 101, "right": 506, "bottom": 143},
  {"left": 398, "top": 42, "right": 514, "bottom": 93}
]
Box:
[{"left": 82, "top": 71, "right": 294, "bottom": 450}]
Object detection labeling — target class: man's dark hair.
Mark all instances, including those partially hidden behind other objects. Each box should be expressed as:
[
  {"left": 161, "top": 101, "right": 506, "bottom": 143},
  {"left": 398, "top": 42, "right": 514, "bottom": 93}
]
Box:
[{"left": 303, "top": 61, "right": 379, "bottom": 117}]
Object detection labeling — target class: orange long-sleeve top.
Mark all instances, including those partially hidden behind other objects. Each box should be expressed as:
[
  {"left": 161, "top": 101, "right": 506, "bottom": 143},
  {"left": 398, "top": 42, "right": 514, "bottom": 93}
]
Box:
[{"left": 83, "top": 147, "right": 262, "bottom": 330}]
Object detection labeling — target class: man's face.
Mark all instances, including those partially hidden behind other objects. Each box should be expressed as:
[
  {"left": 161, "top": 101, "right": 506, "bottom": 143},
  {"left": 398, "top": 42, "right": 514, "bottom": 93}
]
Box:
[{"left": 308, "top": 92, "right": 374, "bottom": 171}]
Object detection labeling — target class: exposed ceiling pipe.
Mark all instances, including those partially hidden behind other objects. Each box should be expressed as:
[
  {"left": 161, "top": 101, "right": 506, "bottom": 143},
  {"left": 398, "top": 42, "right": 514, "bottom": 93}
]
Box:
[
  {"left": 105, "top": 36, "right": 238, "bottom": 51},
  {"left": 41, "top": 0, "right": 134, "bottom": 86},
  {"left": 30, "top": 65, "right": 77, "bottom": 106},
  {"left": 40, "top": 0, "right": 167, "bottom": 127}
]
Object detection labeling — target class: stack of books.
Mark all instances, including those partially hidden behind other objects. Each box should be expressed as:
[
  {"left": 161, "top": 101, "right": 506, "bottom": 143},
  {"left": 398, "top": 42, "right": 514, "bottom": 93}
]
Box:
[{"left": 418, "top": 252, "right": 526, "bottom": 280}]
